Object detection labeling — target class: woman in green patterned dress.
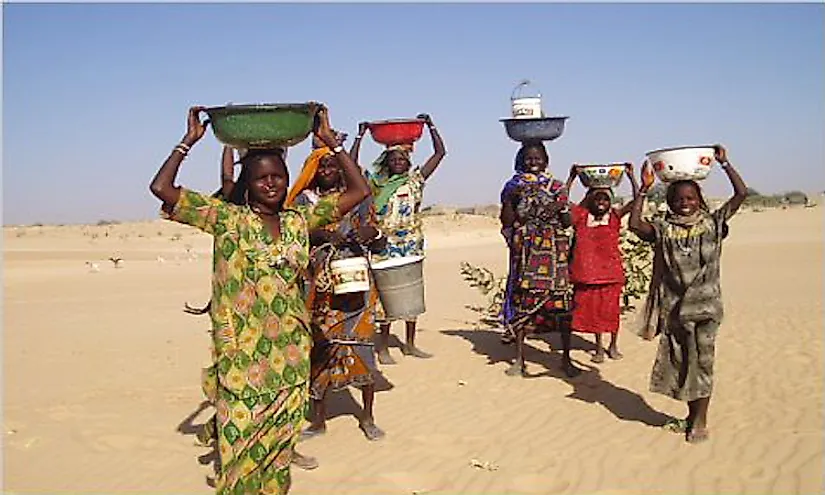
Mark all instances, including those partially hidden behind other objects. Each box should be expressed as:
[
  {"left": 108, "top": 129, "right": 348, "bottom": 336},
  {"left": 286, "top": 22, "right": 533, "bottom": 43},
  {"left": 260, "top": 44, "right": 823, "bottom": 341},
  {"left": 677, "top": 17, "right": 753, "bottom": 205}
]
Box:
[
  {"left": 150, "top": 106, "right": 371, "bottom": 494},
  {"left": 629, "top": 145, "right": 747, "bottom": 444}
]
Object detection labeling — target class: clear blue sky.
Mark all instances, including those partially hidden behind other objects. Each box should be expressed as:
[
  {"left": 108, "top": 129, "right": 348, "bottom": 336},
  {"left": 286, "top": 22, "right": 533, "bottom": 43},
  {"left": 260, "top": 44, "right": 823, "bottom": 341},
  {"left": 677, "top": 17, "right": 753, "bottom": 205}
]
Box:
[{"left": 3, "top": 3, "right": 823, "bottom": 225}]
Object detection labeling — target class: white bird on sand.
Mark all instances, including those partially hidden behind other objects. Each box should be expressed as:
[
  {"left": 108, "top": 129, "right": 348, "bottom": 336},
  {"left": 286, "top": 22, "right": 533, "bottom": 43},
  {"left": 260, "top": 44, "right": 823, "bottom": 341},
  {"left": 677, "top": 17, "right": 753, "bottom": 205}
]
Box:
[
  {"left": 85, "top": 262, "right": 100, "bottom": 273},
  {"left": 157, "top": 255, "right": 166, "bottom": 264}
]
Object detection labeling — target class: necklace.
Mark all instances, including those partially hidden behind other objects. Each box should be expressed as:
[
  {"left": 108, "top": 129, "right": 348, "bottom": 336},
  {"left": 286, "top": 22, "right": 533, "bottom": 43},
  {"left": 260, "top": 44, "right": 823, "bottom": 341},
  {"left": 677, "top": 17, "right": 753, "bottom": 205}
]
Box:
[
  {"left": 671, "top": 224, "right": 700, "bottom": 255},
  {"left": 248, "top": 207, "right": 288, "bottom": 269}
]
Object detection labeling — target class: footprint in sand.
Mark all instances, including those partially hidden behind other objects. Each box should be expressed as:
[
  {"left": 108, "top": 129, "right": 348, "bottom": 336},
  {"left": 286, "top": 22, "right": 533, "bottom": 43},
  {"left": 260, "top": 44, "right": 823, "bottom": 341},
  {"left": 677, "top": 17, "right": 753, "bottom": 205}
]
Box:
[{"left": 510, "top": 474, "right": 570, "bottom": 494}]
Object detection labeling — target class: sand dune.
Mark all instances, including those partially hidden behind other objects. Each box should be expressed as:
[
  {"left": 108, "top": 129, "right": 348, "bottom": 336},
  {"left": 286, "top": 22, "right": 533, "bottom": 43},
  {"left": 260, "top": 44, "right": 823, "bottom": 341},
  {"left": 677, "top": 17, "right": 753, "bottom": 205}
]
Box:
[{"left": 3, "top": 206, "right": 822, "bottom": 494}]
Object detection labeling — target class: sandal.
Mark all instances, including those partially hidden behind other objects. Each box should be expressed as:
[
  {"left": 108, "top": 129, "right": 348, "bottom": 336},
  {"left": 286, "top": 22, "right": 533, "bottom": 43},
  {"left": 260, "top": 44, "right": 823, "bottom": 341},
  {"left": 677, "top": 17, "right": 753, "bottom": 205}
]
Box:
[
  {"left": 299, "top": 426, "right": 326, "bottom": 442},
  {"left": 291, "top": 451, "right": 319, "bottom": 470},
  {"left": 662, "top": 418, "right": 690, "bottom": 434}
]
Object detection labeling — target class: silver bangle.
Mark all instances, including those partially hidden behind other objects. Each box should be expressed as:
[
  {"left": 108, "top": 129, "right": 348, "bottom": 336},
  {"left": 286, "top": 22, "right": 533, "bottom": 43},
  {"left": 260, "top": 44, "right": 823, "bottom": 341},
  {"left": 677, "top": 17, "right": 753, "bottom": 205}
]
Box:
[{"left": 332, "top": 145, "right": 344, "bottom": 154}]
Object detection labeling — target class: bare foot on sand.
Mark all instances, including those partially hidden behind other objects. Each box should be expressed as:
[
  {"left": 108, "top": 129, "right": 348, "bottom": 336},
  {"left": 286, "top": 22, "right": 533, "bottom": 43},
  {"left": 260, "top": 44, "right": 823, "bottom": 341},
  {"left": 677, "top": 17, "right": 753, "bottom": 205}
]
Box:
[
  {"left": 359, "top": 420, "right": 386, "bottom": 441},
  {"left": 402, "top": 345, "right": 433, "bottom": 359},
  {"left": 377, "top": 349, "right": 397, "bottom": 365},
  {"left": 300, "top": 425, "right": 326, "bottom": 442},
  {"left": 505, "top": 363, "right": 526, "bottom": 377},
  {"left": 686, "top": 427, "right": 710, "bottom": 444},
  {"left": 292, "top": 451, "right": 319, "bottom": 470},
  {"left": 607, "top": 347, "right": 623, "bottom": 360}
]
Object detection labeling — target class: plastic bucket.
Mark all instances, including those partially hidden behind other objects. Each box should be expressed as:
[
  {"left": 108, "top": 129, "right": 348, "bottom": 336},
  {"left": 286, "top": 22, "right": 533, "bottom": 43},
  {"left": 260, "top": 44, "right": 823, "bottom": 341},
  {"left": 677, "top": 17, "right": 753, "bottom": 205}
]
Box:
[
  {"left": 511, "top": 97, "right": 543, "bottom": 119},
  {"left": 330, "top": 257, "right": 370, "bottom": 294},
  {"left": 370, "top": 256, "right": 425, "bottom": 320}
]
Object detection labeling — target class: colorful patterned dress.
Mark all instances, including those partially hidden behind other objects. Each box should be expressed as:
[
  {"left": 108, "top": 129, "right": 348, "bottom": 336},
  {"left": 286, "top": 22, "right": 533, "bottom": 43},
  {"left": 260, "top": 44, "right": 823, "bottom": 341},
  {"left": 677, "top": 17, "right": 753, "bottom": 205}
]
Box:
[
  {"left": 165, "top": 188, "right": 339, "bottom": 495},
  {"left": 642, "top": 203, "right": 734, "bottom": 402},
  {"left": 569, "top": 205, "right": 626, "bottom": 334},
  {"left": 368, "top": 167, "right": 426, "bottom": 322},
  {"left": 500, "top": 172, "right": 572, "bottom": 334},
  {"left": 369, "top": 167, "right": 426, "bottom": 262},
  {"left": 293, "top": 192, "right": 380, "bottom": 400}
]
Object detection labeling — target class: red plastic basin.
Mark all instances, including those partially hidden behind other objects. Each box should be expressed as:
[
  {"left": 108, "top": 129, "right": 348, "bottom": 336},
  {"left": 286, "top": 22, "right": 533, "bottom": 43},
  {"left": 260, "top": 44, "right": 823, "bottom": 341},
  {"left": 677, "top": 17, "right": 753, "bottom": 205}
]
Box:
[{"left": 368, "top": 119, "right": 425, "bottom": 146}]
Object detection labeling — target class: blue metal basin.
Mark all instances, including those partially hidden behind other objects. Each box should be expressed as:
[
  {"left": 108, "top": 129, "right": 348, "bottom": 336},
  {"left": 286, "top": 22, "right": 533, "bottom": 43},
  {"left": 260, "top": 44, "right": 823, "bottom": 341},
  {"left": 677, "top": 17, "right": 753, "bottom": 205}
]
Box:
[{"left": 500, "top": 116, "right": 569, "bottom": 143}]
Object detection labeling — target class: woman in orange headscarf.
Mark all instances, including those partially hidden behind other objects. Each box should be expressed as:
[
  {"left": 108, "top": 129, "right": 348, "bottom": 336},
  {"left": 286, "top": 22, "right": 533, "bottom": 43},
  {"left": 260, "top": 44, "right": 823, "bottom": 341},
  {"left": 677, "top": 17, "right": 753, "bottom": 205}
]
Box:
[{"left": 286, "top": 132, "right": 389, "bottom": 442}]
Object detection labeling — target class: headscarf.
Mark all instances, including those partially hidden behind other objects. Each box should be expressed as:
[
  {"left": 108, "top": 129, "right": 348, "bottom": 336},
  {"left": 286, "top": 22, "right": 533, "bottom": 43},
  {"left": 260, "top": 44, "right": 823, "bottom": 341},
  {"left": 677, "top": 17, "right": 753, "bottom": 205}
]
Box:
[
  {"left": 501, "top": 143, "right": 553, "bottom": 203},
  {"left": 284, "top": 147, "right": 334, "bottom": 207},
  {"left": 368, "top": 145, "right": 413, "bottom": 212},
  {"left": 286, "top": 131, "right": 348, "bottom": 206}
]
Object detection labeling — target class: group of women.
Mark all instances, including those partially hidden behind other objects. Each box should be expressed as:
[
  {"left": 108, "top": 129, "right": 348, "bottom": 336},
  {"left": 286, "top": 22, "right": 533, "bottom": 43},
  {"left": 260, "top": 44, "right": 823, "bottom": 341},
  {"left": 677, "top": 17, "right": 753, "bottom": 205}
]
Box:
[
  {"left": 150, "top": 104, "right": 746, "bottom": 494},
  {"left": 498, "top": 140, "right": 747, "bottom": 446},
  {"left": 151, "top": 105, "right": 444, "bottom": 494}
]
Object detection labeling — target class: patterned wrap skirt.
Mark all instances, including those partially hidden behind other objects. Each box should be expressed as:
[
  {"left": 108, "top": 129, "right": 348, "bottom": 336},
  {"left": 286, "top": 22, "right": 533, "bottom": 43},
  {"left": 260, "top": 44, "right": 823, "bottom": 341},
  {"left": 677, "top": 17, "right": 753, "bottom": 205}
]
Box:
[
  {"left": 214, "top": 385, "right": 308, "bottom": 495},
  {"left": 650, "top": 319, "right": 719, "bottom": 402}
]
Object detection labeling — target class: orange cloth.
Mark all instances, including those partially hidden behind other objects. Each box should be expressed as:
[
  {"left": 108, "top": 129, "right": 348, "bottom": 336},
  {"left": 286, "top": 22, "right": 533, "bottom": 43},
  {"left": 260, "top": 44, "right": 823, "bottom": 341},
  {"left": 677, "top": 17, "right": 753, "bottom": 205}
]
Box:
[{"left": 285, "top": 147, "right": 333, "bottom": 207}]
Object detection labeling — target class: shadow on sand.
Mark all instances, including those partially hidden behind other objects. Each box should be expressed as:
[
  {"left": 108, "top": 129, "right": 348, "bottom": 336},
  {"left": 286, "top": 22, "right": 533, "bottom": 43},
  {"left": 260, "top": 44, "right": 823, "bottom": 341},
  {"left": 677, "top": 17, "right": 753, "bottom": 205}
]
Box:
[
  {"left": 312, "top": 367, "right": 395, "bottom": 424},
  {"left": 442, "top": 327, "right": 671, "bottom": 428},
  {"left": 176, "top": 400, "right": 219, "bottom": 488}
]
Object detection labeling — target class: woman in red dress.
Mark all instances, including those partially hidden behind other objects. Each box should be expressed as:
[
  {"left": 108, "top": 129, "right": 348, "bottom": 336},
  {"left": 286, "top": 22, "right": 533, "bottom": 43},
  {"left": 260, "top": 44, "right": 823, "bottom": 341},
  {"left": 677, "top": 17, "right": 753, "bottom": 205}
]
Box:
[{"left": 566, "top": 164, "right": 641, "bottom": 363}]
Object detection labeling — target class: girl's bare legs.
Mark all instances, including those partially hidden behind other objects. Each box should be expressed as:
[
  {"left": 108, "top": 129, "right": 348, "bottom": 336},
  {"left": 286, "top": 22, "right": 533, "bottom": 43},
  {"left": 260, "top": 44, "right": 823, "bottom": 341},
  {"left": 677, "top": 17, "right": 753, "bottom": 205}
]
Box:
[
  {"left": 592, "top": 334, "right": 606, "bottom": 363},
  {"left": 687, "top": 397, "right": 711, "bottom": 443},
  {"left": 607, "top": 332, "right": 622, "bottom": 360}
]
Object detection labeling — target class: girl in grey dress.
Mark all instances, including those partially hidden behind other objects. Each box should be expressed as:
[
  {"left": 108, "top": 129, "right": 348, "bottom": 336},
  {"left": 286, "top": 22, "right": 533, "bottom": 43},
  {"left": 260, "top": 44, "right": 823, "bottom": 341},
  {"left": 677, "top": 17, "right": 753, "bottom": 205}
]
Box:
[{"left": 628, "top": 145, "right": 747, "bottom": 443}]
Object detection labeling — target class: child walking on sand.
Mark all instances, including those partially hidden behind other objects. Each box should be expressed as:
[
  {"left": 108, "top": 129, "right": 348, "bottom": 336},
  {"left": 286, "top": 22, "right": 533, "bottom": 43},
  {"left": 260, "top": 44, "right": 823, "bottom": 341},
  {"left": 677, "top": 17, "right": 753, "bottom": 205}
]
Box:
[
  {"left": 566, "top": 163, "right": 640, "bottom": 363},
  {"left": 628, "top": 145, "right": 747, "bottom": 444}
]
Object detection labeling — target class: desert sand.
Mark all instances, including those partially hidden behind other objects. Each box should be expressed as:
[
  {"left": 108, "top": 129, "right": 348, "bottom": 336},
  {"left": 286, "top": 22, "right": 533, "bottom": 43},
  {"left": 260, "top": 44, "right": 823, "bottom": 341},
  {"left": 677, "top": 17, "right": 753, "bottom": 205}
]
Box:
[{"left": 3, "top": 205, "right": 823, "bottom": 494}]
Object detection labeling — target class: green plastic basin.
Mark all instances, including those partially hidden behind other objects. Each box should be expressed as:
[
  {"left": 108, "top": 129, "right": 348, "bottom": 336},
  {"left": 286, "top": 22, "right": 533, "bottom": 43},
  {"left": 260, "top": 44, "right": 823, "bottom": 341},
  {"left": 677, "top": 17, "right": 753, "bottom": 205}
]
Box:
[{"left": 205, "top": 102, "right": 321, "bottom": 149}]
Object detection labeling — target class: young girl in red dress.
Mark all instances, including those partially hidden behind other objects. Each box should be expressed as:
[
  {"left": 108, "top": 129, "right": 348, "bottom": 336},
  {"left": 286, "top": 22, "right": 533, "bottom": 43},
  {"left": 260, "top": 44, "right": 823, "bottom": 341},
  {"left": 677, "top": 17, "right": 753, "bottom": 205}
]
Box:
[{"left": 566, "top": 163, "right": 641, "bottom": 363}]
